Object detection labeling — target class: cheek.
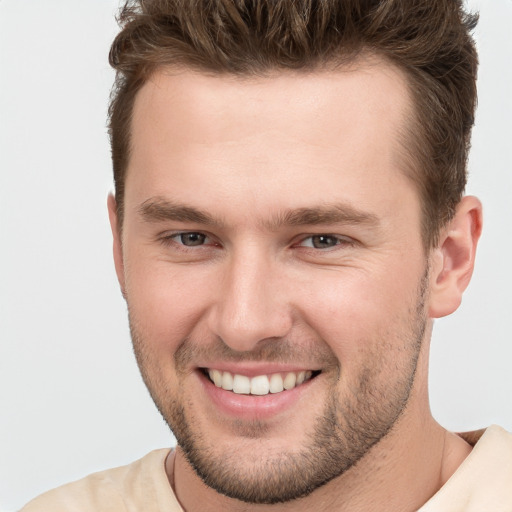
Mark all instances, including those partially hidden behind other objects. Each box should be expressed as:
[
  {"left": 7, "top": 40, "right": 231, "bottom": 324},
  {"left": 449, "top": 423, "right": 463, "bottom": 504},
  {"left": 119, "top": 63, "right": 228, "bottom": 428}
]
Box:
[
  {"left": 124, "top": 252, "right": 215, "bottom": 351},
  {"left": 294, "top": 263, "right": 424, "bottom": 364}
]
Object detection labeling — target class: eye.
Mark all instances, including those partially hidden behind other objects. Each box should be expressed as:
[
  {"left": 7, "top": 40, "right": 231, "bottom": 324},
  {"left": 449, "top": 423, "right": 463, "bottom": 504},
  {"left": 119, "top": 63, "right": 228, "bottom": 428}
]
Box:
[
  {"left": 298, "top": 234, "right": 346, "bottom": 249},
  {"left": 170, "top": 232, "right": 210, "bottom": 247}
]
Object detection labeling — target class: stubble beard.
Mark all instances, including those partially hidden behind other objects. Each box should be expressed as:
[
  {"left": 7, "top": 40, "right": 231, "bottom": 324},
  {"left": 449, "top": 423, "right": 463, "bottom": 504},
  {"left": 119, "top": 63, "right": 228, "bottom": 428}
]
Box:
[{"left": 129, "top": 271, "right": 429, "bottom": 504}]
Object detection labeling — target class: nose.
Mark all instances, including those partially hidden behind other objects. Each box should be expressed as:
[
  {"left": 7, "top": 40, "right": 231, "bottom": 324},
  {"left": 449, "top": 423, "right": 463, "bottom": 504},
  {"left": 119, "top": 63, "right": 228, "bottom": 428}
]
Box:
[{"left": 207, "top": 248, "right": 293, "bottom": 352}]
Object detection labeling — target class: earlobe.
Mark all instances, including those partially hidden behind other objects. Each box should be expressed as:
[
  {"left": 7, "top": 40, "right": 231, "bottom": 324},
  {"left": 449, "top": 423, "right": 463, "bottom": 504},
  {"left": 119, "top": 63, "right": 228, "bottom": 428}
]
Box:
[
  {"left": 107, "top": 193, "right": 126, "bottom": 297},
  {"left": 428, "top": 196, "right": 483, "bottom": 318}
]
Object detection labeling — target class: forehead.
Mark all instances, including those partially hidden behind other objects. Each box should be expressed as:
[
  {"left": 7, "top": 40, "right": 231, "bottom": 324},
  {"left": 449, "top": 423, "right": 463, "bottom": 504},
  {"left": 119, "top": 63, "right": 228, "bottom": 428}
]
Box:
[
  {"left": 126, "top": 59, "right": 417, "bottom": 224},
  {"left": 131, "top": 58, "right": 411, "bottom": 147}
]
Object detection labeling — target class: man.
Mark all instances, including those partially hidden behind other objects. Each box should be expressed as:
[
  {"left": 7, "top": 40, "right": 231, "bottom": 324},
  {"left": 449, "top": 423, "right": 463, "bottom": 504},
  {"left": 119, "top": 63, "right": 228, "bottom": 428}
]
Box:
[{"left": 21, "top": 0, "right": 512, "bottom": 510}]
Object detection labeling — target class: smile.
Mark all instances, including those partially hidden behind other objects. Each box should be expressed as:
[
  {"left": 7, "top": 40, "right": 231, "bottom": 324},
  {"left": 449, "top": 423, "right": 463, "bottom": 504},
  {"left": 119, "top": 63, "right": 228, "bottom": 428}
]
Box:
[{"left": 205, "top": 369, "right": 316, "bottom": 396}]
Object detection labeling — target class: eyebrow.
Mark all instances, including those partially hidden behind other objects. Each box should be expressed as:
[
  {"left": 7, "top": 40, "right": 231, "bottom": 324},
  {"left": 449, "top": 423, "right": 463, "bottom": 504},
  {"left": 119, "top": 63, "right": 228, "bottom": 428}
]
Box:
[
  {"left": 139, "top": 197, "right": 224, "bottom": 227},
  {"left": 266, "top": 205, "right": 379, "bottom": 230},
  {"left": 138, "top": 197, "right": 379, "bottom": 230}
]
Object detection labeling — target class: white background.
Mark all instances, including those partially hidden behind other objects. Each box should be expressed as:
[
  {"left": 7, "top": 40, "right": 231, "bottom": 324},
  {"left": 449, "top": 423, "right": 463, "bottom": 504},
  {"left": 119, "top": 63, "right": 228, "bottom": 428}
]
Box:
[{"left": 0, "top": 0, "right": 511, "bottom": 510}]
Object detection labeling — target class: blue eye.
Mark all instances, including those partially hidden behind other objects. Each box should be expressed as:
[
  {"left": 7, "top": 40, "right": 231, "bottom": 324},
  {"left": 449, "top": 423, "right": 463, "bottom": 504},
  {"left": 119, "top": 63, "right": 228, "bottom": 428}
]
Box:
[
  {"left": 172, "top": 232, "right": 208, "bottom": 246},
  {"left": 300, "top": 235, "right": 343, "bottom": 249}
]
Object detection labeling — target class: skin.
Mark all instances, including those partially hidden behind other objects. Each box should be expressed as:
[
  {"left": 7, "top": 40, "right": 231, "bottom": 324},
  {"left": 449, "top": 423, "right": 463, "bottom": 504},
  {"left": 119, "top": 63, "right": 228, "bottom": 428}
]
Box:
[{"left": 109, "top": 58, "right": 482, "bottom": 511}]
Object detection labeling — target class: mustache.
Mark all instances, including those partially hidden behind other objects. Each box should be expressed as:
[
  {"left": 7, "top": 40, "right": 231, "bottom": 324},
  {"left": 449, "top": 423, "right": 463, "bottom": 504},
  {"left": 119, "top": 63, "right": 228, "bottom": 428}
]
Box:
[{"left": 174, "top": 335, "right": 339, "bottom": 373}]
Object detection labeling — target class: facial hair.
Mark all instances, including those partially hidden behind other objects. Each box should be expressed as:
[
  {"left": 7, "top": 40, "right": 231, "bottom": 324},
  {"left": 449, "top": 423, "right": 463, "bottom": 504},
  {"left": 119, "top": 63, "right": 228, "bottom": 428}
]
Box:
[{"left": 129, "top": 269, "right": 429, "bottom": 504}]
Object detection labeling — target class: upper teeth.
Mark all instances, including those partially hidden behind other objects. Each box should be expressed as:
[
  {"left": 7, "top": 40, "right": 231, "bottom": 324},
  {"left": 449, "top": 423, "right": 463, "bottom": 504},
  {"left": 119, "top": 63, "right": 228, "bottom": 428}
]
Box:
[{"left": 207, "top": 369, "right": 313, "bottom": 395}]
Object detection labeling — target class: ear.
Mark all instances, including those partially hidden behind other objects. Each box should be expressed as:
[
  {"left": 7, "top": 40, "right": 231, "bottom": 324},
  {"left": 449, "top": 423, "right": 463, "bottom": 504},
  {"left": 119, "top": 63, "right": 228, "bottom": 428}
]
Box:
[
  {"left": 107, "top": 193, "right": 126, "bottom": 297},
  {"left": 428, "top": 196, "right": 483, "bottom": 318}
]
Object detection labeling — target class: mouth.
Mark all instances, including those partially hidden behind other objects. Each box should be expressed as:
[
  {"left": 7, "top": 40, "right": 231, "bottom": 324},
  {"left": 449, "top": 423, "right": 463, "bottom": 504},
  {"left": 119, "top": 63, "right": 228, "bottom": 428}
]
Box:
[{"left": 202, "top": 368, "right": 321, "bottom": 396}]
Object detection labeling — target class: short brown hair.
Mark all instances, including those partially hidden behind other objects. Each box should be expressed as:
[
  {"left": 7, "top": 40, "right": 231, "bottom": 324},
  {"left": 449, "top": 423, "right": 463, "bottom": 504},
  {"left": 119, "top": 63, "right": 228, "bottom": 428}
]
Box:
[{"left": 108, "top": 0, "right": 478, "bottom": 248}]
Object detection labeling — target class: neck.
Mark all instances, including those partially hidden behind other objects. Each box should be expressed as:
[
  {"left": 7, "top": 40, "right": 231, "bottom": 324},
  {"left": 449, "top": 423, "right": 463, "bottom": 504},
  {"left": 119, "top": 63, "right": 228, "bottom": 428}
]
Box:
[{"left": 168, "top": 412, "right": 471, "bottom": 512}]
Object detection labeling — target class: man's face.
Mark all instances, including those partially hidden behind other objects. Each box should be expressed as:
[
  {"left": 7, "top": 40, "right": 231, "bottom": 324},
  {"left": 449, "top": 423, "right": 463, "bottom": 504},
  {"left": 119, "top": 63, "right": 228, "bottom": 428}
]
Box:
[{"left": 115, "top": 61, "right": 432, "bottom": 503}]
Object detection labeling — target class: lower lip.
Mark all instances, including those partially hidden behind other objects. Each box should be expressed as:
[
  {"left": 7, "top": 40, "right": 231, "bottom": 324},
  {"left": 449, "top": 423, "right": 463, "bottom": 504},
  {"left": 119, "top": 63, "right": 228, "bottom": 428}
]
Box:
[{"left": 197, "top": 370, "right": 315, "bottom": 421}]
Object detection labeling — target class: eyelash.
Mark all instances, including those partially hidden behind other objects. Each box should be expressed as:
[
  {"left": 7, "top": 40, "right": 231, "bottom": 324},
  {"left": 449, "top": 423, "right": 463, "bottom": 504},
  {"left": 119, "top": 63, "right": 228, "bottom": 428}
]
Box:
[
  {"left": 295, "top": 234, "right": 353, "bottom": 250},
  {"left": 160, "top": 232, "right": 217, "bottom": 249},
  {"left": 159, "top": 231, "right": 353, "bottom": 252}
]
